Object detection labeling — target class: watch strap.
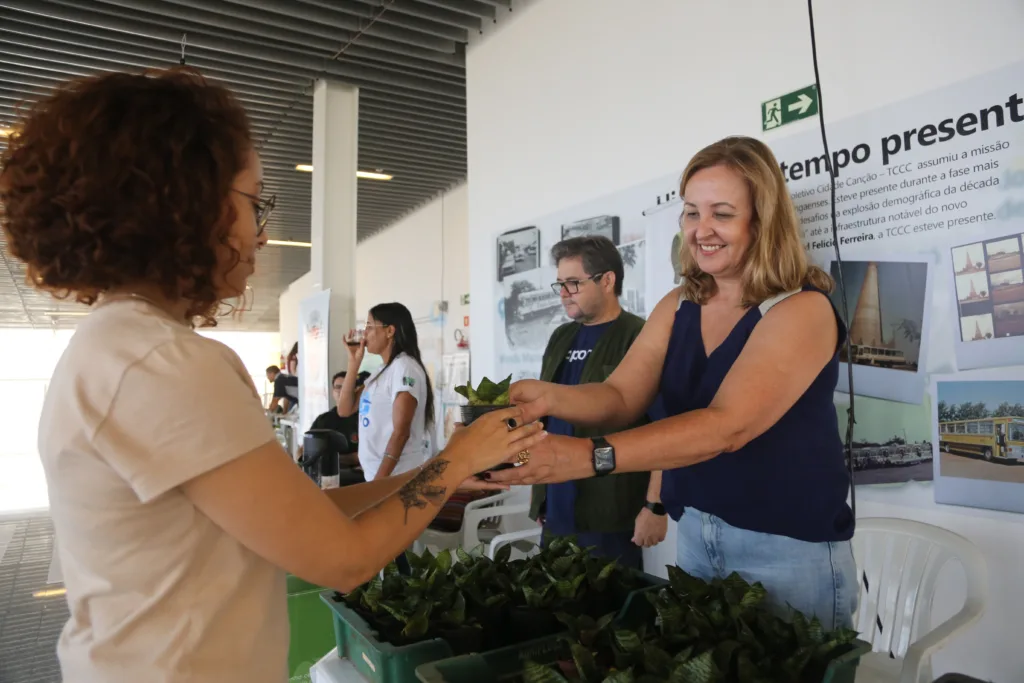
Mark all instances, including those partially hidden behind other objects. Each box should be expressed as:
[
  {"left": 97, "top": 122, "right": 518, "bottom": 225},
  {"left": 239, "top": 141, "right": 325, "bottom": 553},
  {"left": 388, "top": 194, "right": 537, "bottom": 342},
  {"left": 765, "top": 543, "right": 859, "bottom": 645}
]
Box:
[{"left": 644, "top": 501, "right": 666, "bottom": 516}]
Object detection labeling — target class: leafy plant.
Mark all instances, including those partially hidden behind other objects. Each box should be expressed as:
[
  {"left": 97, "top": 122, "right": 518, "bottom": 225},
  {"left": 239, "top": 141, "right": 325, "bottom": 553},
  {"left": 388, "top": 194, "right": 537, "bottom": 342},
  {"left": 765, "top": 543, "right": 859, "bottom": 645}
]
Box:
[
  {"left": 454, "top": 375, "right": 513, "bottom": 405},
  {"left": 341, "top": 548, "right": 482, "bottom": 651},
  {"left": 521, "top": 567, "right": 860, "bottom": 683}
]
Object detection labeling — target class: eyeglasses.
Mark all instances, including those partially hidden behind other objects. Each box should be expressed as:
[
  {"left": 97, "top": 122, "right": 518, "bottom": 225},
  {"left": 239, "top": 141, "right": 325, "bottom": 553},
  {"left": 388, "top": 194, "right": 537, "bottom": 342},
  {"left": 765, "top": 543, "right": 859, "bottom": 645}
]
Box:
[
  {"left": 550, "top": 272, "right": 606, "bottom": 295},
  {"left": 233, "top": 189, "right": 276, "bottom": 236}
]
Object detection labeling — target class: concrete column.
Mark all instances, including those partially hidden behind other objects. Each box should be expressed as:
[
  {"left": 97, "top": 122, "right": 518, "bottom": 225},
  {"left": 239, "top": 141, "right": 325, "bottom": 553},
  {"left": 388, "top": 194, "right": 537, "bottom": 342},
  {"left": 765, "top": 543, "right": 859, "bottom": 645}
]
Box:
[{"left": 310, "top": 79, "right": 359, "bottom": 377}]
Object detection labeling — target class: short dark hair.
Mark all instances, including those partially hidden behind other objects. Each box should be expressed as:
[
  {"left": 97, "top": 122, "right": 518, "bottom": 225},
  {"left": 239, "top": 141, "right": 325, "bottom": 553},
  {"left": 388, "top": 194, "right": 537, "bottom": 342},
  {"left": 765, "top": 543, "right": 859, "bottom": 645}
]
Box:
[
  {"left": 266, "top": 365, "right": 280, "bottom": 375},
  {"left": 551, "top": 236, "right": 624, "bottom": 296},
  {"left": 332, "top": 371, "right": 346, "bottom": 384}
]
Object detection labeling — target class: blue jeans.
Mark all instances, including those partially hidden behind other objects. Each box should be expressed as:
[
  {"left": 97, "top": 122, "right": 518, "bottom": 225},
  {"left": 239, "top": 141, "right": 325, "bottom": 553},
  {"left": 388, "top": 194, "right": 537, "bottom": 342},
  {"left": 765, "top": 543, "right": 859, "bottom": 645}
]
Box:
[{"left": 676, "top": 507, "right": 857, "bottom": 630}]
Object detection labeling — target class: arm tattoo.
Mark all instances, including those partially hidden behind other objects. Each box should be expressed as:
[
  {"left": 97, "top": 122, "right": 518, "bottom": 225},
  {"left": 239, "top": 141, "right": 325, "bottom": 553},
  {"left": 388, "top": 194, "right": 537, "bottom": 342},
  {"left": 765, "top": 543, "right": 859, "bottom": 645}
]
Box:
[{"left": 397, "top": 458, "right": 450, "bottom": 523}]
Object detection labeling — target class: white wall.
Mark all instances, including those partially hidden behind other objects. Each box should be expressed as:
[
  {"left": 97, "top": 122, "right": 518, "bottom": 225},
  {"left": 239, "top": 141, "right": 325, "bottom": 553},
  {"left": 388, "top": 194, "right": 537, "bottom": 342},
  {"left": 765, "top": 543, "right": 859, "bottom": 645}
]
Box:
[
  {"left": 465, "top": 1, "right": 1024, "bottom": 679},
  {"left": 278, "top": 270, "right": 317, "bottom": 362},
  {"left": 355, "top": 183, "right": 471, "bottom": 355}
]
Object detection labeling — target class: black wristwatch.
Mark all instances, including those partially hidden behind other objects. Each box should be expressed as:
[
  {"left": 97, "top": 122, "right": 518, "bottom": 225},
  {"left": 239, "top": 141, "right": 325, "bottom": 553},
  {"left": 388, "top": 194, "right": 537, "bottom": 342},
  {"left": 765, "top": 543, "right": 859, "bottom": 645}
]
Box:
[
  {"left": 644, "top": 501, "right": 666, "bottom": 516},
  {"left": 591, "top": 437, "right": 616, "bottom": 477}
]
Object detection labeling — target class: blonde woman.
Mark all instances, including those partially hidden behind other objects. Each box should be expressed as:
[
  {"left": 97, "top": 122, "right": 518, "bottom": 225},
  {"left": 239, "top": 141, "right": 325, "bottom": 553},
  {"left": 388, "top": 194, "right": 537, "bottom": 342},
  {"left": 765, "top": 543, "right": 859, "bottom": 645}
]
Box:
[{"left": 490, "top": 136, "right": 856, "bottom": 630}]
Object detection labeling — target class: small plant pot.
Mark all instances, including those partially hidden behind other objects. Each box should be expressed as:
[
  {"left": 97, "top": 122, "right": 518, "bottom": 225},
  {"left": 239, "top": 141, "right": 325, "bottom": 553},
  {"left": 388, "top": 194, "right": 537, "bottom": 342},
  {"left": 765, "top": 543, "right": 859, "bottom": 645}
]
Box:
[
  {"left": 436, "top": 625, "right": 484, "bottom": 656},
  {"left": 458, "top": 404, "right": 507, "bottom": 426},
  {"left": 507, "top": 606, "right": 562, "bottom": 643},
  {"left": 466, "top": 601, "right": 508, "bottom": 649}
]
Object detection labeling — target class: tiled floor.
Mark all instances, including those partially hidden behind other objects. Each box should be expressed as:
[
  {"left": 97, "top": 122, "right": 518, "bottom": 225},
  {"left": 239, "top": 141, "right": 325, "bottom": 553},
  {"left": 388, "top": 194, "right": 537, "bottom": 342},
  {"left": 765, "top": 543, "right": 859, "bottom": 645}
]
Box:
[{"left": 0, "top": 513, "right": 65, "bottom": 683}]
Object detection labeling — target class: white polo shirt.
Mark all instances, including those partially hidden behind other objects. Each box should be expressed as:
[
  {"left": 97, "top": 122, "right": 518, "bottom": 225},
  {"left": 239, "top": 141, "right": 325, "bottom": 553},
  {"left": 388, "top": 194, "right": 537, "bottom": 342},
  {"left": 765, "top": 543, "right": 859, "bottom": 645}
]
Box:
[{"left": 357, "top": 353, "right": 431, "bottom": 480}]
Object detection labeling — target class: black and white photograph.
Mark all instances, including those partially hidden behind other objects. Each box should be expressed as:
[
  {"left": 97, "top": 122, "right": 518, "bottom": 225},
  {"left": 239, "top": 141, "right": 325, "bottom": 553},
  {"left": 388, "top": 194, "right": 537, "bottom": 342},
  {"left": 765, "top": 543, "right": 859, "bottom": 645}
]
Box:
[
  {"left": 932, "top": 372, "right": 1024, "bottom": 515},
  {"left": 828, "top": 256, "right": 933, "bottom": 404},
  {"left": 835, "top": 394, "right": 933, "bottom": 486},
  {"left": 496, "top": 226, "right": 540, "bottom": 282},
  {"left": 618, "top": 239, "right": 646, "bottom": 316},
  {"left": 561, "top": 215, "right": 620, "bottom": 245},
  {"left": 501, "top": 268, "right": 565, "bottom": 351}
]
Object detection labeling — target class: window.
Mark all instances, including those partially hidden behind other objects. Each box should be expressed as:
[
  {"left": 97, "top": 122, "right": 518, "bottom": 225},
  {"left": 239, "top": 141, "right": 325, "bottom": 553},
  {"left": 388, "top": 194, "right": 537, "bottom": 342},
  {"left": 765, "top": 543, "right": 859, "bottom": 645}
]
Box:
[
  {"left": 1011, "top": 422, "right": 1024, "bottom": 442},
  {"left": 955, "top": 423, "right": 966, "bottom": 434},
  {"left": 967, "top": 422, "right": 979, "bottom": 434},
  {"left": 978, "top": 421, "right": 994, "bottom": 434}
]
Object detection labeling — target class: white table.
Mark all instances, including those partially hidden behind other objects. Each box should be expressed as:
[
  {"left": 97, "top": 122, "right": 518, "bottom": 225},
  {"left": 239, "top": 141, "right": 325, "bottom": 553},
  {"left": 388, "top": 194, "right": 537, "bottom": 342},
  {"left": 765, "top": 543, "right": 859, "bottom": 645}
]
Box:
[{"left": 309, "top": 648, "right": 369, "bottom": 683}]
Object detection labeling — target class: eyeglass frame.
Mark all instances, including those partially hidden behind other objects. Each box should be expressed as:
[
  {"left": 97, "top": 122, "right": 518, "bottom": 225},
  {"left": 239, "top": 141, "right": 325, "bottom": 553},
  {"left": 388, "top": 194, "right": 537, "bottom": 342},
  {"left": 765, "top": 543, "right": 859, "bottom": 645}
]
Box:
[
  {"left": 232, "top": 188, "right": 276, "bottom": 237},
  {"left": 550, "top": 272, "right": 607, "bottom": 296}
]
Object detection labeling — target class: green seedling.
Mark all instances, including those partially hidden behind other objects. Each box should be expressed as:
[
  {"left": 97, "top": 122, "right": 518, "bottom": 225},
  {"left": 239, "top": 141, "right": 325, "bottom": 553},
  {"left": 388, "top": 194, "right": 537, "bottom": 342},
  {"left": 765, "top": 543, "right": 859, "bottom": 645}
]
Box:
[{"left": 454, "top": 375, "right": 513, "bottom": 406}]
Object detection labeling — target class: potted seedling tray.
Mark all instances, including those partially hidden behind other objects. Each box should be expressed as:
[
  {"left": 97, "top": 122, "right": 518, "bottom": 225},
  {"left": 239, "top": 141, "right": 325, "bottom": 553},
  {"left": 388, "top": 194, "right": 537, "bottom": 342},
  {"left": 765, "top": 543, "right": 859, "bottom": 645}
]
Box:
[
  {"left": 325, "top": 542, "right": 666, "bottom": 683},
  {"left": 416, "top": 568, "right": 871, "bottom": 683},
  {"left": 322, "top": 590, "right": 458, "bottom": 683}
]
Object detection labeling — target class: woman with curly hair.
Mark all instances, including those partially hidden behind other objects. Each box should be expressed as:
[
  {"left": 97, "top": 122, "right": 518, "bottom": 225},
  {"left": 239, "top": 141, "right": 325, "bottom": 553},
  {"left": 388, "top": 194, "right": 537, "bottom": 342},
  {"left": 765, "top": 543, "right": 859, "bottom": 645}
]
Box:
[{"left": 0, "top": 69, "right": 544, "bottom": 683}]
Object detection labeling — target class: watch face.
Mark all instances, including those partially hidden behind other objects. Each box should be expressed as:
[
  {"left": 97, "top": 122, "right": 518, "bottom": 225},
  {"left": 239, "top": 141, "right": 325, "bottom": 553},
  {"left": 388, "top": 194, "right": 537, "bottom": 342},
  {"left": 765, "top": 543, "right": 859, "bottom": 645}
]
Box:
[{"left": 594, "top": 446, "right": 614, "bottom": 471}]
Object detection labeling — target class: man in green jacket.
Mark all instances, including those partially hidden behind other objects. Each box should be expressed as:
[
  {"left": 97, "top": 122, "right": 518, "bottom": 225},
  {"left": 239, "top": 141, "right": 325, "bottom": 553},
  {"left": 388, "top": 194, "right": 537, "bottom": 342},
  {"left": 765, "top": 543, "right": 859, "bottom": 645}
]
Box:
[{"left": 529, "top": 235, "right": 666, "bottom": 569}]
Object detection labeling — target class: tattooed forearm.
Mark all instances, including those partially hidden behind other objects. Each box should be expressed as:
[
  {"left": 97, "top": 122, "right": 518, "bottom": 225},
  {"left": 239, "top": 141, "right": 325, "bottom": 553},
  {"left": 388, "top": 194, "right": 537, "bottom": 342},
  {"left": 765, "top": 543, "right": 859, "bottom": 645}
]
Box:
[{"left": 397, "top": 459, "right": 450, "bottom": 522}]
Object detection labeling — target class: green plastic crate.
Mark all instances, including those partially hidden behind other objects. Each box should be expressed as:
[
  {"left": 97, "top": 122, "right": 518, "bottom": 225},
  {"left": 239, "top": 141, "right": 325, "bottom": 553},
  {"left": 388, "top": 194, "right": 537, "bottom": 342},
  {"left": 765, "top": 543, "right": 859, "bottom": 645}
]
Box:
[
  {"left": 322, "top": 590, "right": 456, "bottom": 683},
  {"left": 324, "top": 570, "right": 666, "bottom": 683},
  {"left": 416, "top": 587, "right": 872, "bottom": 683},
  {"left": 287, "top": 576, "right": 336, "bottom": 683}
]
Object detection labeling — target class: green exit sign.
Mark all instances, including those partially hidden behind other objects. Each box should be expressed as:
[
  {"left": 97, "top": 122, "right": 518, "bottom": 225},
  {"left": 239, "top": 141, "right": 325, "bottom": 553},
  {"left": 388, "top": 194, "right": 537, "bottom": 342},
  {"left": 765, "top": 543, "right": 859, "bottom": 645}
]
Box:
[{"left": 761, "top": 85, "right": 818, "bottom": 132}]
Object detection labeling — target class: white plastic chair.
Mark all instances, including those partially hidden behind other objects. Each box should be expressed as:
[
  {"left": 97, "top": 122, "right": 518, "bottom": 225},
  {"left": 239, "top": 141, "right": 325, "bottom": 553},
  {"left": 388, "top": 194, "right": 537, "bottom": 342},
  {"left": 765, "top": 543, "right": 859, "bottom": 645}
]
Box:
[
  {"left": 852, "top": 518, "right": 987, "bottom": 683},
  {"left": 415, "top": 490, "right": 535, "bottom": 554},
  {"left": 486, "top": 526, "right": 543, "bottom": 560}
]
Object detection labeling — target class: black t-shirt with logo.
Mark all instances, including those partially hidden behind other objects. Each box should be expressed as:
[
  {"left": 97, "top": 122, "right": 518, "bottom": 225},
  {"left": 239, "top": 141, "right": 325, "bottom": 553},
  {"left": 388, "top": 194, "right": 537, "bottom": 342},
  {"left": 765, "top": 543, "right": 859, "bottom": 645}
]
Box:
[{"left": 310, "top": 409, "right": 359, "bottom": 454}]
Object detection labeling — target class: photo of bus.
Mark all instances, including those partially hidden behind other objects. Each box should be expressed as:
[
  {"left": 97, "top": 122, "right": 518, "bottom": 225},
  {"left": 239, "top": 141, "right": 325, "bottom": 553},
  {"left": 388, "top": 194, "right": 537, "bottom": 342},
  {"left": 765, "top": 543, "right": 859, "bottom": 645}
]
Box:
[{"left": 938, "top": 416, "right": 1024, "bottom": 463}]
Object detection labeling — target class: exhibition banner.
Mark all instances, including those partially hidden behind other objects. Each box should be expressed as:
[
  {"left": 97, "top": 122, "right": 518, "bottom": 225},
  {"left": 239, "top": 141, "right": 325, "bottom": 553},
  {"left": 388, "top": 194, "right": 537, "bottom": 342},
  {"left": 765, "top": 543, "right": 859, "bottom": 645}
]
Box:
[
  {"left": 490, "top": 59, "right": 1024, "bottom": 507},
  {"left": 298, "top": 289, "right": 331, "bottom": 435}
]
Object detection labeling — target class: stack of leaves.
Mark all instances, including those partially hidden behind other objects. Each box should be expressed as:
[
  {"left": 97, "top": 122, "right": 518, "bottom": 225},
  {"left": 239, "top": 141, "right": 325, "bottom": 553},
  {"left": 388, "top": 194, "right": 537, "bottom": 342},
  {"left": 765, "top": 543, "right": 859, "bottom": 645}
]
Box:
[
  {"left": 454, "top": 375, "right": 513, "bottom": 405},
  {"left": 341, "top": 548, "right": 483, "bottom": 654},
  {"left": 521, "top": 566, "right": 860, "bottom": 683}
]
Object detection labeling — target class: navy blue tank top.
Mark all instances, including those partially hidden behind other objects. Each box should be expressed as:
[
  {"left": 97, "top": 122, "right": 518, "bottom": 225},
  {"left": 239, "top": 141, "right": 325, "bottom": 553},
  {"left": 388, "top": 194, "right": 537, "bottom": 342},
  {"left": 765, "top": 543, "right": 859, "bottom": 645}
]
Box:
[{"left": 659, "top": 286, "right": 854, "bottom": 543}]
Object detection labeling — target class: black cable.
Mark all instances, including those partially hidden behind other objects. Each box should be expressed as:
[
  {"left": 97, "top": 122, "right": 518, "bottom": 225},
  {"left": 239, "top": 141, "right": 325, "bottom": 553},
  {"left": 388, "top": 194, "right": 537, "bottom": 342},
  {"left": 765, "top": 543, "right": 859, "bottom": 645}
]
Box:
[{"left": 807, "top": 0, "right": 857, "bottom": 518}]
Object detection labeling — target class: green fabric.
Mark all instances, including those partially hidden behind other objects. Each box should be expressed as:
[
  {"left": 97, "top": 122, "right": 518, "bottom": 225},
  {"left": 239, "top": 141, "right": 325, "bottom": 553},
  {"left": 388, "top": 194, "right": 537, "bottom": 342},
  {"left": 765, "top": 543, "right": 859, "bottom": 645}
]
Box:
[{"left": 529, "top": 311, "right": 652, "bottom": 533}]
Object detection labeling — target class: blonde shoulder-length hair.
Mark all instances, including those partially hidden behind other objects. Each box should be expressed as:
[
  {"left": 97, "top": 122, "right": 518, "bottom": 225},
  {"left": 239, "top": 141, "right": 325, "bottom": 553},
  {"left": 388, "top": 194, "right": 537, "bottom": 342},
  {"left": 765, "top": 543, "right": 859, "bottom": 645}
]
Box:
[{"left": 678, "top": 136, "right": 833, "bottom": 307}]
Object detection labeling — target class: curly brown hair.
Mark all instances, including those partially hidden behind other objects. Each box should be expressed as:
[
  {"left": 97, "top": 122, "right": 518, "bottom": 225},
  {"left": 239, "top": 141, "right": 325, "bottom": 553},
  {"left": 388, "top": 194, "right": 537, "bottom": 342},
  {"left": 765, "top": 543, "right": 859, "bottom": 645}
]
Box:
[{"left": 0, "top": 68, "right": 252, "bottom": 326}]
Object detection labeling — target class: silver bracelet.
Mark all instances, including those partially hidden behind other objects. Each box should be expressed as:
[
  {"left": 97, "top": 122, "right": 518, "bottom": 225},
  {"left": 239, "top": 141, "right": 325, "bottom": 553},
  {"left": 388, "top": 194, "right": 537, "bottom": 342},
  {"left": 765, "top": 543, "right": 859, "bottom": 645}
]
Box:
[{"left": 383, "top": 452, "right": 399, "bottom": 462}]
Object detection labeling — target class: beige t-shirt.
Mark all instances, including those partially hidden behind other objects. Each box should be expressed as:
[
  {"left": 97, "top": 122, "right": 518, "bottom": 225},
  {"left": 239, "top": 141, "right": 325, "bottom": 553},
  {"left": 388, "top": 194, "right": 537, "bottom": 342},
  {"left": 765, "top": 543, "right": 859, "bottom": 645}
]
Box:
[{"left": 39, "top": 300, "right": 288, "bottom": 683}]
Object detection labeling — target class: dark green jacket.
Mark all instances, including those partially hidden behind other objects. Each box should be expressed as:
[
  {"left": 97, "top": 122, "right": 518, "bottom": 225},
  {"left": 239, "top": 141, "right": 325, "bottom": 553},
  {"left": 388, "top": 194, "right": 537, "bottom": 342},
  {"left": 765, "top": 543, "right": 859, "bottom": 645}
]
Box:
[{"left": 529, "top": 310, "right": 651, "bottom": 533}]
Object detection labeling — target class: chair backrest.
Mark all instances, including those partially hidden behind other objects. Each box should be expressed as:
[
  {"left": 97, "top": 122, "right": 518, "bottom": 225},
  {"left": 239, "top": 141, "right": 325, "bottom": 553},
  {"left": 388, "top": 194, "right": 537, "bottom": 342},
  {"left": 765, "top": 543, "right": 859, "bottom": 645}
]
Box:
[{"left": 852, "top": 518, "right": 987, "bottom": 660}]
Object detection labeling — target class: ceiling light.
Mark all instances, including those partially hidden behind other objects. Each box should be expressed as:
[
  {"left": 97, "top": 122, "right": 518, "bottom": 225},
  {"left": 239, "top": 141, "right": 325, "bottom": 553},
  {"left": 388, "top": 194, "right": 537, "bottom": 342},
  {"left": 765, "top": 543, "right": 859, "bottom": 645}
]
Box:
[
  {"left": 266, "top": 239, "right": 312, "bottom": 248},
  {"left": 33, "top": 587, "right": 67, "bottom": 598},
  {"left": 0, "top": 128, "right": 13, "bottom": 137},
  {"left": 294, "top": 165, "right": 393, "bottom": 181},
  {"left": 41, "top": 311, "right": 89, "bottom": 317},
  {"left": 357, "top": 170, "right": 393, "bottom": 181}
]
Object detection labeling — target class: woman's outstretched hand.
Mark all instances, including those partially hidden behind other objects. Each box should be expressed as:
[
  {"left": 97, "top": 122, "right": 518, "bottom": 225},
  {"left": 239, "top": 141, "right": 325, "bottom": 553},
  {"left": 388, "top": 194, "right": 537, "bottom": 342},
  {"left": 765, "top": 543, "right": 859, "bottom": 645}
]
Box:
[
  {"left": 483, "top": 434, "right": 593, "bottom": 486},
  {"left": 443, "top": 407, "right": 547, "bottom": 478},
  {"left": 509, "top": 379, "right": 555, "bottom": 424}
]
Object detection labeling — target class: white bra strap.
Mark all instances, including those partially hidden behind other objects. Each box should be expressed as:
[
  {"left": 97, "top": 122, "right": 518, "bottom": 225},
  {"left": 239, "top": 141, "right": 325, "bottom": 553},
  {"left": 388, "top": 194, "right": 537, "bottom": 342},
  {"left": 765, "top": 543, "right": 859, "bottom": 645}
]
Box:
[{"left": 758, "top": 289, "right": 802, "bottom": 316}]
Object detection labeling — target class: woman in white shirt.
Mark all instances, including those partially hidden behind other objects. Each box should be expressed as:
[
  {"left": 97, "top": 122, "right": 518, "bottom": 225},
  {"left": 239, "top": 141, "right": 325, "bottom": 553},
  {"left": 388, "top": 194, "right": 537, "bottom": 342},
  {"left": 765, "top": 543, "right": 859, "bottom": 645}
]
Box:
[
  {"left": 0, "top": 68, "right": 544, "bottom": 683},
  {"left": 339, "top": 302, "right": 434, "bottom": 482}
]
